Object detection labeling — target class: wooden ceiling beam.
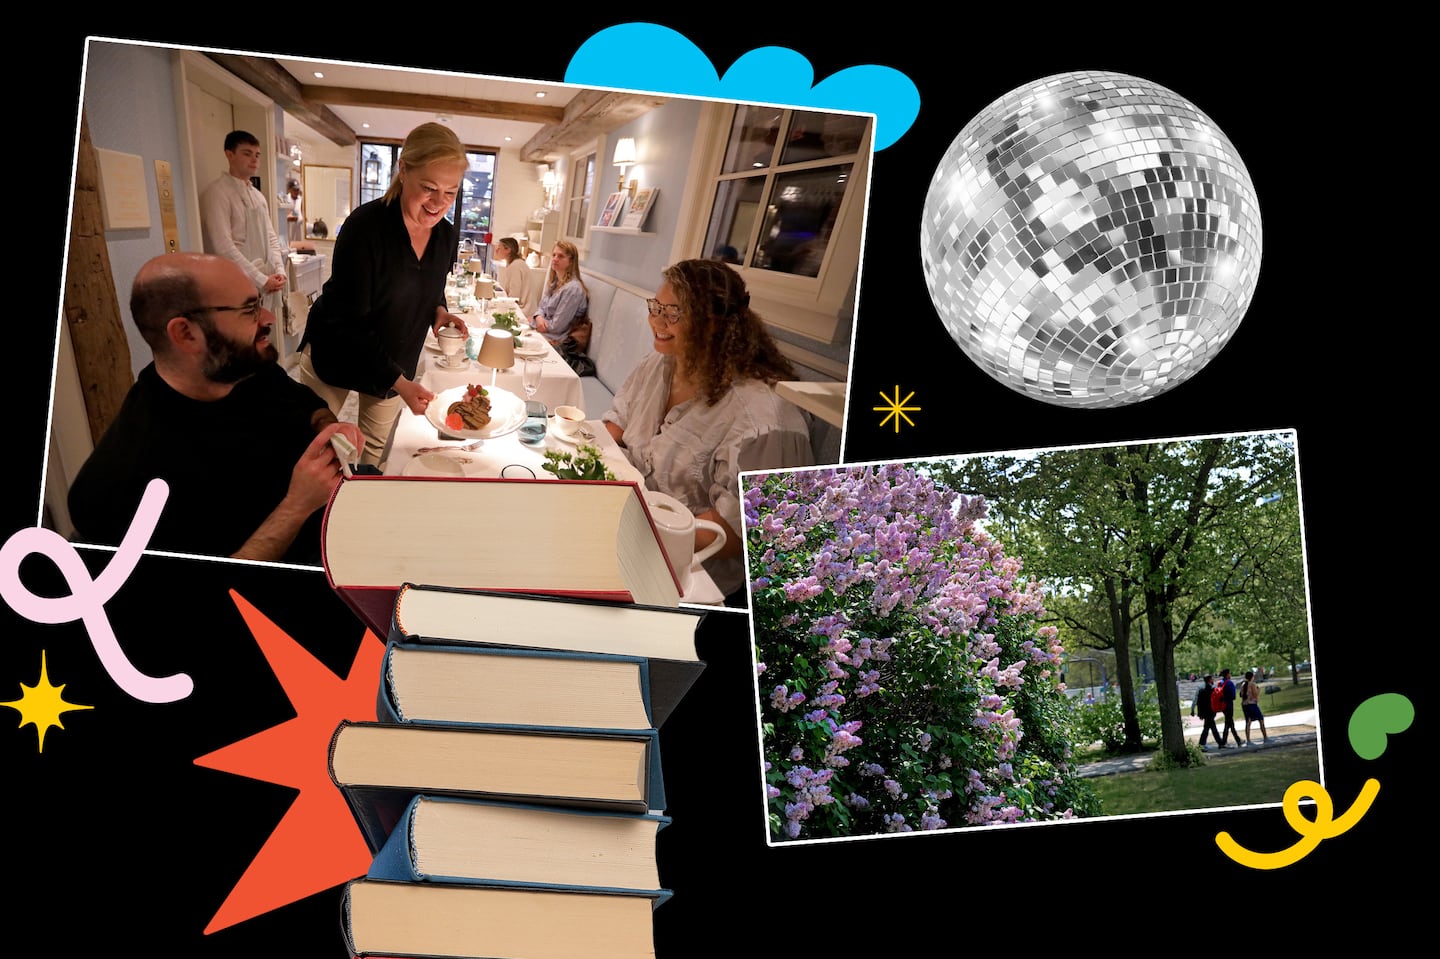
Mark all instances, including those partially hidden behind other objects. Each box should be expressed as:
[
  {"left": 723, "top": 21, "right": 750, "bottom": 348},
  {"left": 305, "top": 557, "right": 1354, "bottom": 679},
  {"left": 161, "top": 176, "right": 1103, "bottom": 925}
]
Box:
[
  {"left": 520, "top": 90, "right": 669, "bottom": 161},
  {"left": 302, "top": 85, "right": 567, "bottom": 126},
  {"left": 204, "top": 53, "right": 357, "bottom": 146}
]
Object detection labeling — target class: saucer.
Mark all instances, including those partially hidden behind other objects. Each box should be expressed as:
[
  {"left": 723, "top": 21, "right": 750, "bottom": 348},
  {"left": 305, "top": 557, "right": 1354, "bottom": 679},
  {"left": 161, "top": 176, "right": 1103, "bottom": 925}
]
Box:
[
  {"left": 437, "top": 355, "right": 472, "bottom": 370},
  {"left": 548, "top": 421, "right": 589, "bottom": 446}
]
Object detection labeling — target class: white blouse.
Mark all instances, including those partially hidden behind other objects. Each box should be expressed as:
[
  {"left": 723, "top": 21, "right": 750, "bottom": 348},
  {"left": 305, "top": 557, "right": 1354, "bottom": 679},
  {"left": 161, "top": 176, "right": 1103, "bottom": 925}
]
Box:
[{"left": 603, "top": 353, "right": 814, "bottom": 597}]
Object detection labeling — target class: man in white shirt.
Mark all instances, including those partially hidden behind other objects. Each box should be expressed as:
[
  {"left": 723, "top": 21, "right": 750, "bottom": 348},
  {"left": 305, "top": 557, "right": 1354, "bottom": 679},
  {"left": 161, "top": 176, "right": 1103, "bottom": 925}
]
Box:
[{"left": 199, "top": 130, "right": 288, "bottom": 314}]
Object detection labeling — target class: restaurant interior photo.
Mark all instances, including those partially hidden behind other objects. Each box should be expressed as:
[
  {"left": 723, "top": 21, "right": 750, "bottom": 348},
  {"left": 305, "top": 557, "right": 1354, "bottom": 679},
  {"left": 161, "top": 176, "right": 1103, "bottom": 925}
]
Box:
[{"left": 44, "top": 37, "right": 870, "bottom": 607}]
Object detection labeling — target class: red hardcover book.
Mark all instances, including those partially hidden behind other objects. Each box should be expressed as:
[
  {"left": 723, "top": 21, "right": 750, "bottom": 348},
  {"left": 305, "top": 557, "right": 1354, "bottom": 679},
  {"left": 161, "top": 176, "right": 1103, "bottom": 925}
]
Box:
[{"left": 320, "top": 475, "right": 681, "bottom": 636}]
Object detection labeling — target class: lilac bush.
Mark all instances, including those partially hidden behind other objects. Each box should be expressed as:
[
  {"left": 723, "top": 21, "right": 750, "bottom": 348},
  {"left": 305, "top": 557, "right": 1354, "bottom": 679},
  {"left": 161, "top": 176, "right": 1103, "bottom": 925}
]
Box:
[{"left": 745, "top": 464, "right": 1099, "bottom": 841}]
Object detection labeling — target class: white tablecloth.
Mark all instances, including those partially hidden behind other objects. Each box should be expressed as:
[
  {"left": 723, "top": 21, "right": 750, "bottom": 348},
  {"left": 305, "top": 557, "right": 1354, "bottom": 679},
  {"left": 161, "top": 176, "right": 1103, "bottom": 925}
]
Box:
[{"left": 382, "top": 403, "right": 724, "bottom": 606}]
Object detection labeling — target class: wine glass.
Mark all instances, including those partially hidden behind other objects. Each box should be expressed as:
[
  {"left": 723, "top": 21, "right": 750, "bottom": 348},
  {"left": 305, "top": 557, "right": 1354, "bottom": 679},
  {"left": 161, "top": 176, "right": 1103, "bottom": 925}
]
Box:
[{"left": 521, "top": 355, "right": 543, "bottom": 399}]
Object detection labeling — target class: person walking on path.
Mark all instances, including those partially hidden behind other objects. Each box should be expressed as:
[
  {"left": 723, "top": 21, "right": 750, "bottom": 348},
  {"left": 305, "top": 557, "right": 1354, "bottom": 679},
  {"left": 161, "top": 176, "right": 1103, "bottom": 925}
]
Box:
[
  {"left": 1192, "top": 674, "right": 1223, "bottom": 750},
  {"left": 1217, "top": 668, "right": 1244, "bottom": 747},
  {"left": 1240, "top": 670, "right": 1269, "bottom": 745}
]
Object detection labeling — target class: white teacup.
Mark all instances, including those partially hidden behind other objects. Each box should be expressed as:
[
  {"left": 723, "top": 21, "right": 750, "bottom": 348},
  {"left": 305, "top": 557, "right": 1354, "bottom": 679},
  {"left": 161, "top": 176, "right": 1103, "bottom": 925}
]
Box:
[
  {"left": 437, "top": 325, "right": 466, "bottom": 363},
  {"left": 643, "top": 490, "right": 726, "bottom": 596},
  {"left": 553, "top": 405, "right": 586, "bottom": 437}
]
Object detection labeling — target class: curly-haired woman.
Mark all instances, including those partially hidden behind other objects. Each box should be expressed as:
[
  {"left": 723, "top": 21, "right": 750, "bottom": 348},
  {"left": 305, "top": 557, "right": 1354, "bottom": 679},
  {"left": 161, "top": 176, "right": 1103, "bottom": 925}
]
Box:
[{"left": 603, "top": 259, "right": 814, "bottom": 601}]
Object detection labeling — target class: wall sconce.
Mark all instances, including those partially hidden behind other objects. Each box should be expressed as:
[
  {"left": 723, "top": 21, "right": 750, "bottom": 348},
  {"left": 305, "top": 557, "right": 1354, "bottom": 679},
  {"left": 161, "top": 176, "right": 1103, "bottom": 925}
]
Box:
[
  {"left": 612, "top": 137, "right": 637, "bottom": 195},
  {"left": 364, "top": 150, "right": 381, "bottom": 185},
  {"left": 540, "top": 167, "right": 558, "bottom": 208}
]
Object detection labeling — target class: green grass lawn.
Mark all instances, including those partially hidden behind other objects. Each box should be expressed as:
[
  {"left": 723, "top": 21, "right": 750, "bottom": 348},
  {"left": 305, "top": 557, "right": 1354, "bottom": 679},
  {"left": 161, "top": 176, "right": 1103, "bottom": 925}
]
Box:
[{"left": 1088, "top": 745, "right": 1321, "bottom": 818}]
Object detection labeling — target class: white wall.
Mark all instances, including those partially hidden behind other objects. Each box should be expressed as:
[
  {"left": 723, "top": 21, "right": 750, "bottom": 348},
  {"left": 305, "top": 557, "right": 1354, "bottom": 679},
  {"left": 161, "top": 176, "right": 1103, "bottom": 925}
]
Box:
[
  {"left": 492, "top": 145, "right": 547, "bottom": 242},
  {"left": 582, "top": 98, "right": 705, "bottom": 293}
]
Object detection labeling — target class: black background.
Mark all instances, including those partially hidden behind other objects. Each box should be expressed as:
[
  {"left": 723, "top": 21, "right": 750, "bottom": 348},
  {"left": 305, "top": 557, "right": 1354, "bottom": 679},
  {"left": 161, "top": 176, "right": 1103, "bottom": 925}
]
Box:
[{"left": 9, "top": 19, "right": 1425, "bottom": 954}]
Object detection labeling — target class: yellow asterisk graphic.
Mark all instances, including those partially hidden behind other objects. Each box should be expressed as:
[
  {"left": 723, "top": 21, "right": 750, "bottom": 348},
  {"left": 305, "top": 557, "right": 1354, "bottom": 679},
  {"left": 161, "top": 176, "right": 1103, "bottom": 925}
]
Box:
[
  {"left": 875, "top": 386, "right": 920, "bottom": 433},
  {"left": 2, "top": 650, "right": 93, "bottom": 753}
]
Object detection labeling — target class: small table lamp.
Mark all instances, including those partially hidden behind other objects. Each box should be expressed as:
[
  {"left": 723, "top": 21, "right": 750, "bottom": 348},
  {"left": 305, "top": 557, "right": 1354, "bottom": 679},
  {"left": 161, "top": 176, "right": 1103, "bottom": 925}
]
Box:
[
  {"left": 472, "top": 278, "right": 497, "bottom": 315},
  {"left": 476, "top": 329, "right": 514, "bottom": 389}
]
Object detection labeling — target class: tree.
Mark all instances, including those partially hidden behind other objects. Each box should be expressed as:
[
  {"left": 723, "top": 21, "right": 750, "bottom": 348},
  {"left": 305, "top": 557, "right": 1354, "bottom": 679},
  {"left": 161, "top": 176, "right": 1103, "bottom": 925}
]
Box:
[{"left": 933, "top": 434, "right": 1304, "bottom": 763}]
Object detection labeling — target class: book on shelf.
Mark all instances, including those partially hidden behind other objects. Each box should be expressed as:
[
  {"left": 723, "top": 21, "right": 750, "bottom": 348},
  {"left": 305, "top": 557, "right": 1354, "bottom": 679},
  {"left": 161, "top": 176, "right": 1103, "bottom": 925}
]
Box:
[
  {"left": 379, "top": 642, "right": 655, "bottom": 731},
  {"left": 368, "top": 794, "right": 670, "bottom": 896},
  {"left": 389, "top": 583, "right": 707, "bottom": 728},
  {"left": 328, "top": 720, "right": 665, "bottom": 853},
  {"left": 343, "top": 878, "right": 661, "bottom": 959},
  {"left": 321, "top": 475, "right": 681, "bottom": 637},
  {"left": 619, "top": 187, "right": 658, "bottom": 230}
]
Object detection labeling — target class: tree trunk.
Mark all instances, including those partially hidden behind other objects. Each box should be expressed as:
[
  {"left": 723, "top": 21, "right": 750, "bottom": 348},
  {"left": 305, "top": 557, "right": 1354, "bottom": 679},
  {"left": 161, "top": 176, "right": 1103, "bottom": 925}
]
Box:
[
  {"left": 1147, "top": 598, "right": 1187, "bottom": 763},
  {"left": 1104, "top": 578, "right": 1141, "bottom": 750}
]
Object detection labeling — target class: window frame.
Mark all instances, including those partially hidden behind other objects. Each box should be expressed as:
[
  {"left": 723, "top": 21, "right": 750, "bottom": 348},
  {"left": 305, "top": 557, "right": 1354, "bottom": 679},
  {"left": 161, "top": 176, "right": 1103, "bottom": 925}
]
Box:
[
  {"left": 679, "top": 103, "right": 873, "bottom": 344},
  {"left": 560, "top": 139, "right": 600, "bottom": 250}
]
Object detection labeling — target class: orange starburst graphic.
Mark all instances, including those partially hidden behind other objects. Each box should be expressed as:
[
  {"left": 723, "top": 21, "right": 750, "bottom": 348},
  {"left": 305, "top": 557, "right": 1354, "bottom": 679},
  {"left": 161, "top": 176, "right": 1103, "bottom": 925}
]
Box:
[{"left": 193, "top": 590, "right": 384, "bottom": 934}]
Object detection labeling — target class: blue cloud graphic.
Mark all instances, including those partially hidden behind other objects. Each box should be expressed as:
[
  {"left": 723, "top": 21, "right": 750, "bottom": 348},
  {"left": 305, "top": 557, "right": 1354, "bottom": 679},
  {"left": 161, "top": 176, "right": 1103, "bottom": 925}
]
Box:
[{"left": 564, "top": 23, "right": 919, "bottom": 151}]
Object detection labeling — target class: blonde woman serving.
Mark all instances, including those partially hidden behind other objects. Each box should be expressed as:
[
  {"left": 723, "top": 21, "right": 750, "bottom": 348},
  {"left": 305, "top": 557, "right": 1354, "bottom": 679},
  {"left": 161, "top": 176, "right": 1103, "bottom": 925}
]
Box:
[{"left": 298, "top": 122, "right": 470, "bottom": 466}]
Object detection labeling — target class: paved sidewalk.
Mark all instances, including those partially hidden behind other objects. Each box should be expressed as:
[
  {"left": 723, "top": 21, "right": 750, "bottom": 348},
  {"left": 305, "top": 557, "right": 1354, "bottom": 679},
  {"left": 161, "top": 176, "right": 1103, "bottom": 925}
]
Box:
[{"left": 1078, "top": 709, "right": 1318, "bottom": 778}]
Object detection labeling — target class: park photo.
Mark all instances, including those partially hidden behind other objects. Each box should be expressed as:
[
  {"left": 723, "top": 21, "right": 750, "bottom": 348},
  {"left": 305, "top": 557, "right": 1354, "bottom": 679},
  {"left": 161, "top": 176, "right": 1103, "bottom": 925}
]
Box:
[{"left": 743, "top": 429, "right": 1319, "bottom": 843}]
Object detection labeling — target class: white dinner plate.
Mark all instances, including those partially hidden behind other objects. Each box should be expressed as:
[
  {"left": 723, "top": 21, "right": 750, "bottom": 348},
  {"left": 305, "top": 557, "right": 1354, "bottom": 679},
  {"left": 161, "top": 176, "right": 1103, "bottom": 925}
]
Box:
[
  {"left": 424, "top": 384, "right": 527, "bottom": 439},
  {"left": 402, "top": 452, "right": 469, "bottom": 477}
]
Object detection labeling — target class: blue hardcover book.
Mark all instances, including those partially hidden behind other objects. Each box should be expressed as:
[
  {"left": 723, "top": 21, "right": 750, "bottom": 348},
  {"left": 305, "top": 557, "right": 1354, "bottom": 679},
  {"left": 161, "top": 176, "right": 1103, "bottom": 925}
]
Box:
[
  {"left": 377, "top": 640, "right": 655, "bottom": 731},
  {"left": 328, "top": 720, "right": 666, "bottom": 854},
  {"left": 368, "top": 794, "right": 673, "bottom": 903}
]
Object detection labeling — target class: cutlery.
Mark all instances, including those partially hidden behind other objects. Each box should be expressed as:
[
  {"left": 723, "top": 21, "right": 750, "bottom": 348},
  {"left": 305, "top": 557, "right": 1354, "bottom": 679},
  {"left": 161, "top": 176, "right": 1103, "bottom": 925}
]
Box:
[{"left": 414, "top": 440, "right": 484, "bottom": 454}]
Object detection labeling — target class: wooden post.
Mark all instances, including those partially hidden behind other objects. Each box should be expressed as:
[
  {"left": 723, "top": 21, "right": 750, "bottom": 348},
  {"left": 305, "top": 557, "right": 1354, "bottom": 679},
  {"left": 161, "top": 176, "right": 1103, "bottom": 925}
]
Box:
[{"left": 65, "top": 110, "right": 134, "bottom": 444}]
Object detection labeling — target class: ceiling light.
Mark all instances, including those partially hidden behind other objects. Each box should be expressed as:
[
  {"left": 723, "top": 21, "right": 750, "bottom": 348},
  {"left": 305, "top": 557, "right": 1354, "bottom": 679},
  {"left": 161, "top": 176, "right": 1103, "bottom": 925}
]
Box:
[
  {"left": 535, "top": 92, "right": 546, "bottom": 98},
  {"left": 313, "top": 71, "right": 324, "bottom": 79},
  {"left": 504, "top": 136, "right": 512, "bottom": 142}
]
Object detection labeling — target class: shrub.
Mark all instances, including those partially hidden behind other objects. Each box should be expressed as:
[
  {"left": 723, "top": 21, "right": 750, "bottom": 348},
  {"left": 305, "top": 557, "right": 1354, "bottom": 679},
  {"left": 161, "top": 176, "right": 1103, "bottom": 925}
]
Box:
[
  {"left": 1070, "top": 684, "right": 1163, "bottom": 754},
  {"left": 745, "top": 464, "right": 1099, "bottom": 841}
]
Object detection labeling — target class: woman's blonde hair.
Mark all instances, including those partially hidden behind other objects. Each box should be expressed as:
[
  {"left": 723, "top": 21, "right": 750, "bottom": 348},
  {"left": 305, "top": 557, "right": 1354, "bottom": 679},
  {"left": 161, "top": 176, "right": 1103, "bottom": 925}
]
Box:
[
  {"left": 546, "top": 240, "right": 588, "bottom": 298},
  {"left": 383, "top": 122, "right": 468, "bottom": 204}
]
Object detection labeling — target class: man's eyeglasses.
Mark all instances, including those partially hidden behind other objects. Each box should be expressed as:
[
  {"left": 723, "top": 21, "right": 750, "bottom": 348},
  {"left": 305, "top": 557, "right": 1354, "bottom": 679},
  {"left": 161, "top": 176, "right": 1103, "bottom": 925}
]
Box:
[
  {"left": 184, "top": 300, "right": 264, "bottom": 321},
  {"left": 645, "top": 299, "right": 684, "bottom": 324}
]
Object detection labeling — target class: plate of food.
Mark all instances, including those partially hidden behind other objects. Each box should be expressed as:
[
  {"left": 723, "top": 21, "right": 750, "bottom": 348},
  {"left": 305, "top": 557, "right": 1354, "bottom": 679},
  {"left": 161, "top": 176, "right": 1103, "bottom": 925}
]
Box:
[{"left": 423, "top": 383, "right": 527, "bottom": 439}]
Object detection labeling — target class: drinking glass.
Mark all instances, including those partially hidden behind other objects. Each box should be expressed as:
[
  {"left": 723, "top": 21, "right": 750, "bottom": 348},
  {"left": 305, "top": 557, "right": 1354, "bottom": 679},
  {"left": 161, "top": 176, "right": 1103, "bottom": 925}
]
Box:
[{"left": 522, "top": 355, "right": 543, "bottom": 399}]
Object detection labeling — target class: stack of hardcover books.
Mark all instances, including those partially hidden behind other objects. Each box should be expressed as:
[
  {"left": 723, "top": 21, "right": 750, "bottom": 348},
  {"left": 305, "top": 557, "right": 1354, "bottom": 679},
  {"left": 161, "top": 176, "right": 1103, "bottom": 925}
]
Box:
[{"left": 321, "top": 475, "right": 706, "bottom": 959}]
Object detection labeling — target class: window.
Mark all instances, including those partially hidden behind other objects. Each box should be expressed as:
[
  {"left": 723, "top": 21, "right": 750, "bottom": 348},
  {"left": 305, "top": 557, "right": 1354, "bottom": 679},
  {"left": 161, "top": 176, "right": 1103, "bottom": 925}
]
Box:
[
  {"left": 702, "top": 108, "right": 868, "bottom": 278},
  {"left": 562, "top": 147, "right": 596, "bottom": 244},
  {"left": 358, "top": 141, "right": 496, "bottom": 260},
  {"left": 690, "top": 105, "right": 872, "bottom": 344}
]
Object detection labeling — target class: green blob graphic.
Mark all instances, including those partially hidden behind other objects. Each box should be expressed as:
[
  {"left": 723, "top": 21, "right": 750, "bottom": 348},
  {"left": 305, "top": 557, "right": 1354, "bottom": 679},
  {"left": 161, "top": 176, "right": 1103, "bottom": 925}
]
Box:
[{"left": 1348, "top": 693, "right": 1415, "bottom": 760}]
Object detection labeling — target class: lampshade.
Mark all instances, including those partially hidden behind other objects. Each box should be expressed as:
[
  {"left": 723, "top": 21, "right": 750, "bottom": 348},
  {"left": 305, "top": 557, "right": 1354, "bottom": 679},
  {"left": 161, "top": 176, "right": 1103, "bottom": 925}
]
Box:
[
  {"left": 472, "top": 279, "right": 497, "bottom": 300},
  {"left": 476, "top": 329, "right": 514, "bottom": 370},
  {"left": 612, "top": 137, "right": 636, "bottom": 167}
]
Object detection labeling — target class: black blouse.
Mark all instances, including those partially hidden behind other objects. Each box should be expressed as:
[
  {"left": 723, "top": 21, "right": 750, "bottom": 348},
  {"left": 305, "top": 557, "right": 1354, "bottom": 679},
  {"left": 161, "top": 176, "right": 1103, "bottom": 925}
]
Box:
[{"left": 303, "top": 197, "right": 453, "bottom": 397}]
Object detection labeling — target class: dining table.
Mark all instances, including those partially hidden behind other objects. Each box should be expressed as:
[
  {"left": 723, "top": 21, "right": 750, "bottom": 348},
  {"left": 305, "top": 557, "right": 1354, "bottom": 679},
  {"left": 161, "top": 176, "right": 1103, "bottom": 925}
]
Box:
[
  {"left": 380, "top": 372, "right": 726, "bottom": 608},
  {"left": 425, "top": 297, "right": 584, "bottom": 412}
]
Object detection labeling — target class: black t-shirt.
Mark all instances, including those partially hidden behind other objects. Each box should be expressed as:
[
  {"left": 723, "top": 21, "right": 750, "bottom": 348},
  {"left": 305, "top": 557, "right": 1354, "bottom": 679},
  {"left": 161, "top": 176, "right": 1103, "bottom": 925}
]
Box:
[
  {"left": 303, "top": 197, "right": 454, "bottom": 397},
  {"left": 68, "top": 363, "right": 328, "bottom": 564}
]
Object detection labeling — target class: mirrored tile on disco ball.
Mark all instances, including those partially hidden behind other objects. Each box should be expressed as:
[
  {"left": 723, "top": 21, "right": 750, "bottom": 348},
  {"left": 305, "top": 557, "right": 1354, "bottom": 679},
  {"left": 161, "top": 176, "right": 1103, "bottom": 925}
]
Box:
[{"left": 921, "top": 70, "right": 1262, "bottom": 409}]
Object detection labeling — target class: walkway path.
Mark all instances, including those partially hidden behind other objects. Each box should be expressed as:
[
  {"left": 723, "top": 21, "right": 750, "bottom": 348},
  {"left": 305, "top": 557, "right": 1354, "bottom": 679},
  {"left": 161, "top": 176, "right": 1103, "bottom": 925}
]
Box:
[{"left": 1078, "top": 709, "right": 1319, "bottom": 777}]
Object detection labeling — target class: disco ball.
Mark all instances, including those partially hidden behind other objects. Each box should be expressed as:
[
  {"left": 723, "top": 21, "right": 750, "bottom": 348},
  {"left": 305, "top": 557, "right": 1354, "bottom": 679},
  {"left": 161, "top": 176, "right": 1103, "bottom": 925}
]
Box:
[{"left": 921, "top": 70, "right": 1262, "bottom": 408}]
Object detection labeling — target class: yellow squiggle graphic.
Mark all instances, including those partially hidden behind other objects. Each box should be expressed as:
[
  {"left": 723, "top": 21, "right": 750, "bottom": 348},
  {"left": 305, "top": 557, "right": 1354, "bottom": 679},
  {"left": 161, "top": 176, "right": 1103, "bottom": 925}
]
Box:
[{"left": 1216, "top": 778, "right": 1381, "bottom": 869}]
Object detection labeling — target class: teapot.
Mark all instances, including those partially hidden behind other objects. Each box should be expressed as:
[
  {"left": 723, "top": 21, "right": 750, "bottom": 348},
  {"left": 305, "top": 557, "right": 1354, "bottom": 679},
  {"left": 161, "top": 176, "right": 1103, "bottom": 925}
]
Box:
[{"left": 643, "top": 490, "right": 726, "bottom": 597}]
